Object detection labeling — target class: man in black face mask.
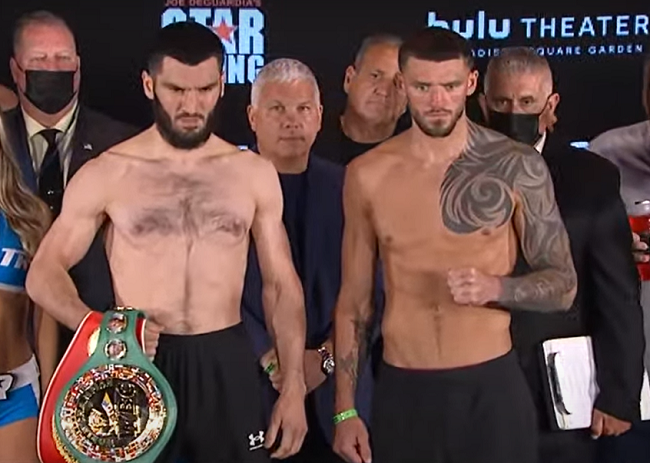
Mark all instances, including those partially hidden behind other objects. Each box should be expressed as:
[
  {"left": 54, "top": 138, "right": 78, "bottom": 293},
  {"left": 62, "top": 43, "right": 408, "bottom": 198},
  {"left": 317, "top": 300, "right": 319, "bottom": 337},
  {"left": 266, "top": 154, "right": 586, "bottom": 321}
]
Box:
[
  {"left": 3, "top": 10, "right": 138, "bottom": 360},
  {"left": 479, "top": 46, "right": 645, "bottom": 463}
]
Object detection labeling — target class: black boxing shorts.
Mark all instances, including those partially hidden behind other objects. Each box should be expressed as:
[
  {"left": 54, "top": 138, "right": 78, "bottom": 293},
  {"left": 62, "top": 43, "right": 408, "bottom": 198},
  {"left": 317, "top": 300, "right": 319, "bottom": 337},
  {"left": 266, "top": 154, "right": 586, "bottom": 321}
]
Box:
[
  {"left": 153, "top": 323, "right": 271, "bottom": 463},
  {"left": 371, "top": 350, "right": 538, "bottom": 463}
]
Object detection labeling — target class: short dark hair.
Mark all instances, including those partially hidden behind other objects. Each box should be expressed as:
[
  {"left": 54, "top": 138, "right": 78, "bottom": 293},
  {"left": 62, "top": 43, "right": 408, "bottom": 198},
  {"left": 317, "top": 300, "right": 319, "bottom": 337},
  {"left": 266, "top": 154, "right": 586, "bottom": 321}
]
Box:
[
  {"left": 147, "top": 21, "right": 225, "bottom": 75},
  {"left": 398, "top": 27, "right": 474, "bottom": 71},
  {"left": 12, "top": 10, "right": 75, "bottom": 54},
  {"left": 353, "top": 33, "right": 403, "bottom": 68}
]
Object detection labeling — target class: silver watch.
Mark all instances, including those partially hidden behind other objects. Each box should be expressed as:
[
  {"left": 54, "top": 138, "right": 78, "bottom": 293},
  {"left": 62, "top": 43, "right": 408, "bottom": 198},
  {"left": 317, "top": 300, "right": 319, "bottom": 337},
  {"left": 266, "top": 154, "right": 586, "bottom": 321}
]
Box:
[{"left": 317, "top": 346, "right": 335, "bottom": 375}]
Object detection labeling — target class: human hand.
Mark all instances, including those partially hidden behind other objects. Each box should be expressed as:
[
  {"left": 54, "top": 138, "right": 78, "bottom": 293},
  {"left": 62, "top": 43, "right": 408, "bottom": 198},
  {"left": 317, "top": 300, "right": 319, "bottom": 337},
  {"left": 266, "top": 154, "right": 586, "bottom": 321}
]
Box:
[
  {"left": 447, "top": 268, "right": 501, "bottom": 306},
  {"left": 632, "top": 232, "right": 649, "bottom": 263},
  {"left": 143, "top": 320, "right": 164, "bottom": 359},
  {"left": 332, "top": 416, "right": 372, "bottom": 463},
  {"left": 261, "top": 348, "right": 282, "bottom": 391},
  {"left": 265, "top": 381, "right": 307, "bottom": 459},
  {"left": 591, "top": 408, "right": 631, "bottom": 438}
]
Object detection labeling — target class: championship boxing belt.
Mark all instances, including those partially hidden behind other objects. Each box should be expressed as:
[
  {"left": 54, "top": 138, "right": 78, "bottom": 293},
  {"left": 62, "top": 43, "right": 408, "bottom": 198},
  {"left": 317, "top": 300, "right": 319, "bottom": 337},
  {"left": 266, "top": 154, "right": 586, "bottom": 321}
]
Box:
[{"left": 38, "top": 308, "right": 177, "bottom": 463}]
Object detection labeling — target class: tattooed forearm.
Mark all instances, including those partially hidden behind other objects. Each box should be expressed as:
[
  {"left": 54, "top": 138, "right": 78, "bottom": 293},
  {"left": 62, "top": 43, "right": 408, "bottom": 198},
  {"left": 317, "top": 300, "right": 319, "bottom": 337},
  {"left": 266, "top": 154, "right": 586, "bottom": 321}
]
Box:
[
  {"left": 499, "top": 266, "right": 577, "bottom": 312},
  {"left": 500, "top": 151, "right": 577, "bottom": 311},
  {"left": 336, "top": 315, "right": 371, "bottom": 391}
]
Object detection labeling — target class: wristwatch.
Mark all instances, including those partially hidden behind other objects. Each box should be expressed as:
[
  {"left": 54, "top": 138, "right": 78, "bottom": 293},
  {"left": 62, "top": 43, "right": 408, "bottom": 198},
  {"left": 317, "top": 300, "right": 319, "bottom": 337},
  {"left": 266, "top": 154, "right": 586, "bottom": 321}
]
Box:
[{"left": 317, "top": 345, "right": 335, "bottom": 376}]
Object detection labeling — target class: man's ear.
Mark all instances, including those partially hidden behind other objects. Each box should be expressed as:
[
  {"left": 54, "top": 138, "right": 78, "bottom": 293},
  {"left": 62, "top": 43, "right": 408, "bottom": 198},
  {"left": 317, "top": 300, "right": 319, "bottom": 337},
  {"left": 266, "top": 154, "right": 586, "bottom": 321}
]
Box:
[
  {"left": 247, "top": 104, "right": 257, "bottom": 132},
  {"left": 343, "top": 65, "right": 356, "bottom": 95},
  {"left": 142, "top": 70, "right": 154, "bottom": 100}
]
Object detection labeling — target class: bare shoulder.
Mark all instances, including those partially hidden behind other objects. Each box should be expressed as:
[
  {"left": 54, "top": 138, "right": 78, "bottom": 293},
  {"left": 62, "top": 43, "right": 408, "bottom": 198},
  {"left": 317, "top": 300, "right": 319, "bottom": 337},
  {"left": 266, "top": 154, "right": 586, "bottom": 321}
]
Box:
[
  {"left": 463, "top": 121, "right": 549, "bottom": 185},
  {"left": 103, "top": 127, "right": 155, "bottom": 158},
  {"left": 440, "top": 123, "right": 551, "bottom": 233},
  {"left": 228, "top": 148, "right": 274, "bottom": 179},
  {"left": 65, "top": 151, "right": 124, "bottom": 197}
]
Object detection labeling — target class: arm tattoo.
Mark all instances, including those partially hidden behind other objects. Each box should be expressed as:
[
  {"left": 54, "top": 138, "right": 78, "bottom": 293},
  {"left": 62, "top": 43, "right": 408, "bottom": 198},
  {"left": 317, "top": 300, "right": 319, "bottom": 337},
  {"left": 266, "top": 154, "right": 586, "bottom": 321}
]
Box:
[
  {"left": 440, "top": 123, "right": 577, "bottom": 312},
  {"left": 500, "top": 152, "right": 577, "bottom": 311},
  {"left": 337, "top": 314, "right": 371, "bottom": 391}
]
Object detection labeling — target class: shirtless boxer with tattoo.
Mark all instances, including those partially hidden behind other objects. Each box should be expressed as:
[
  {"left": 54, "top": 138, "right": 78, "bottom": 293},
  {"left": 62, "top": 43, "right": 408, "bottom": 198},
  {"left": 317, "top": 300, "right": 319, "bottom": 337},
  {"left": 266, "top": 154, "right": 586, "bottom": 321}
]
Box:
[
  {"left": 25, "top": 21, "right": 307, "bottom": 463},
  {"left": 332, "top": 27, "right": 577, "bottom": 463}
]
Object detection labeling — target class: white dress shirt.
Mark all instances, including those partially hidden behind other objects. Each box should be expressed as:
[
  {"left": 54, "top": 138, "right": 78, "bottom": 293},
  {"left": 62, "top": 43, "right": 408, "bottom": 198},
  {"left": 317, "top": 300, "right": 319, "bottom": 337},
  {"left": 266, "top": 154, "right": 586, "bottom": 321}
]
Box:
[
  {"left": 21, "top": 100, "right": 79, "bottom": 186},
  {"left": 534, "top": 131, "right": 547, "bottom": 153}
]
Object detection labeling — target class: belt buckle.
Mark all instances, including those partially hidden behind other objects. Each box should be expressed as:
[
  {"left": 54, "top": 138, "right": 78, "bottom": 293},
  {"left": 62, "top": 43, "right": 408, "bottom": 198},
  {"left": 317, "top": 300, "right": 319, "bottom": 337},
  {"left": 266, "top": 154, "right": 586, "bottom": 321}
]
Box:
[{"left": 0, "top": 373, "right": 15, "bottom": 400}]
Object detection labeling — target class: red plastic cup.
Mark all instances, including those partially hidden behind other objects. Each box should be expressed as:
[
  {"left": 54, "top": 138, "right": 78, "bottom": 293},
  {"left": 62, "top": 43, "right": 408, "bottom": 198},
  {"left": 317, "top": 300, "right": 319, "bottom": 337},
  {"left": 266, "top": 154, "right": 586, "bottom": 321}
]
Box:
[{"left": 628, "top": 200, "right": 650, "bottom": 281}]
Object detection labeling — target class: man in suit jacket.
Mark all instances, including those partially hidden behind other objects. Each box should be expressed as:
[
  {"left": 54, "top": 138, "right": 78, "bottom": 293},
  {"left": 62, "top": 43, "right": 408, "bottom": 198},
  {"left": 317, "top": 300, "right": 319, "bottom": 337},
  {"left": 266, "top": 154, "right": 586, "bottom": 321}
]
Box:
[
  {"left": 3, "top": 10, "right": 138, "bottom": 358},
  {"left": 479, "top": 47, "right": 645, "bottom": 463},
  {"left": 242, "top": 58, "right": 382, "bottom": 462}
]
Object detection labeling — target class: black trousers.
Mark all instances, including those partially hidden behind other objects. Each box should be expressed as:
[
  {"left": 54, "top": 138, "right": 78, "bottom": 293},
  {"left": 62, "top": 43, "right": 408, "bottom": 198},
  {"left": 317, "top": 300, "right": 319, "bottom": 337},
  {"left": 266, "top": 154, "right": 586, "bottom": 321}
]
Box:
[
  {"left": 596, "top": 420, "right": 650, "bottom": 463},
  {"left": 154, "top": 324, "right": 271, "bottom": 463},
  {"left": 371, "top": 350, "right": 538, "bottom": 463},
  {"left": 539, "top": 428, "right": 596, "bottom": 463}
]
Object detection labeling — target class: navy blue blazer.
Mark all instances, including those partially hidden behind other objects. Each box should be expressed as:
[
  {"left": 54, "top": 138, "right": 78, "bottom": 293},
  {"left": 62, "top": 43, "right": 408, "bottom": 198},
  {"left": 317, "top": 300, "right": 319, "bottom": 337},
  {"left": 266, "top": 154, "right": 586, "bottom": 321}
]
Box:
[
  {"left": 2, "top": 105, "right": 138, "bottom": 313},
  {"left": 241, "top": 154, "right": 382, "bottom": 444}
]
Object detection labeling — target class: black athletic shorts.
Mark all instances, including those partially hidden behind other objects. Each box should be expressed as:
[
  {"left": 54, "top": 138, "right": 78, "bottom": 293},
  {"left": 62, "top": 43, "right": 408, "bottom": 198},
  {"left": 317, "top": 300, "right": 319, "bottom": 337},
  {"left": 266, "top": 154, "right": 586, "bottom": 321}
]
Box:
[
  {"left": 371, "top": 350, "right": 538, "bottom": 463},
  {"left": 153, "top": 323, "right": 271, "bottom": 463}
]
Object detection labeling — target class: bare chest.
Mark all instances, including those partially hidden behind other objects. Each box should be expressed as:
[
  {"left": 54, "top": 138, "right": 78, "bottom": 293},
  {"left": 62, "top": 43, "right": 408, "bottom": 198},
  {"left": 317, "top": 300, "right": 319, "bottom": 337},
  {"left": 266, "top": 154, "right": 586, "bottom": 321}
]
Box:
[
  {"left": 372, "top": 159, "right": 518, "bottom": 254},
  {"left": 109, "top": 167, "right": 254, "bottom": 243}
]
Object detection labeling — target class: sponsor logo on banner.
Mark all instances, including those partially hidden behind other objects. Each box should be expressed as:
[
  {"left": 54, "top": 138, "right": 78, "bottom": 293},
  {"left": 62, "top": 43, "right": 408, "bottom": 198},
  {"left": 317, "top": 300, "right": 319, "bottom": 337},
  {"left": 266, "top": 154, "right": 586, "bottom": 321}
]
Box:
[
  {"left": 162, "top": 0, "right": 265, "bottom": 84},
  {"left": 427, "top": 10, "right": 650, "bottom": 58}
]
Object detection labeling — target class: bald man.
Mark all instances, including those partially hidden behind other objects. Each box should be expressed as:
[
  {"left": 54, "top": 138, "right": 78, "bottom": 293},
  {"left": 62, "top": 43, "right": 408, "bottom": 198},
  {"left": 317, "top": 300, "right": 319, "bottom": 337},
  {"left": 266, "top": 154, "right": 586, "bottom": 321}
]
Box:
[
  {"left": 480, "top": 47, "right": 645, "bottom": 463},
  {"left": 0, "top": 85, "right": 18, "bottom": 111}
]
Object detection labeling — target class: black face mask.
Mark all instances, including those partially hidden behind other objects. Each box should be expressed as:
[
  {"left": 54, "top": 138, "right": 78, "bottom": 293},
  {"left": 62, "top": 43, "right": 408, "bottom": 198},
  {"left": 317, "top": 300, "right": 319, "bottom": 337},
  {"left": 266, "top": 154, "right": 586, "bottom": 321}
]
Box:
[
  {"left": 487, "top": 110, "right": 542, "bottom": 146},
  {"left": 23, "top": 70, "right": 76, "bottom": 114}
]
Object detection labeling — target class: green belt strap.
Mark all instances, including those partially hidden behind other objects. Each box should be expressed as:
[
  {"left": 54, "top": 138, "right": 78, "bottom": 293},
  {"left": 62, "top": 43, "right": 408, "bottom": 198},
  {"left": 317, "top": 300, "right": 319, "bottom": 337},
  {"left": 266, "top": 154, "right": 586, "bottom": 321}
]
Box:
[{"left": 54, "top": 307, "right": 177, "bottom": 463}]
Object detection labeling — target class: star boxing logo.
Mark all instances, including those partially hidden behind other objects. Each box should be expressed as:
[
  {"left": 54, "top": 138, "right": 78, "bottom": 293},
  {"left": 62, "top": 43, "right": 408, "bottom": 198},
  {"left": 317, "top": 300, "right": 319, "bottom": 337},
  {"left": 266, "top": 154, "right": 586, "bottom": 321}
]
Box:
[{"left": 161, "top": 0, "right": 265, "bottom": 85}]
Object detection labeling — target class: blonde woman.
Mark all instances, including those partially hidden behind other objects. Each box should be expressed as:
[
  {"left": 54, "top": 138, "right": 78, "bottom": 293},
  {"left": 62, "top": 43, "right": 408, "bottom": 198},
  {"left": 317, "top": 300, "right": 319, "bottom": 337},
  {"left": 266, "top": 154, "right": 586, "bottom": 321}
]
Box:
[{"left": 0, "top": 120, "right": 55, "bottom": 463}]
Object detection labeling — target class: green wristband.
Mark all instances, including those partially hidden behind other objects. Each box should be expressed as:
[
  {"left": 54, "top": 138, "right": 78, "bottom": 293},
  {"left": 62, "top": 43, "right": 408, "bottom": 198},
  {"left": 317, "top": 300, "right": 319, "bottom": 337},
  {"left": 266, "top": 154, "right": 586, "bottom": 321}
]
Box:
[{"left": 333, "top": 409, "right": 358, "bottom": 425}]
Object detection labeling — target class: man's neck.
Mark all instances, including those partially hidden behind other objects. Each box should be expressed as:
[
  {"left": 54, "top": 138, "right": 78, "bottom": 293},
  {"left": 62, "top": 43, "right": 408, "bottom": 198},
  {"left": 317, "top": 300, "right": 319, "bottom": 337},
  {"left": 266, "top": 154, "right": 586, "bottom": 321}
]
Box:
[
  {"left": 340, "top": 107, "right": 396, "bottom": 144},
  {"left": 259, "top": 148, "right": 309, "bottom": 174},
  {"left": 20, "top": 96, "right": 77, "bottom": 128},
  {"left": 409, "top": 116, "right": 469, "bottom": 165}
]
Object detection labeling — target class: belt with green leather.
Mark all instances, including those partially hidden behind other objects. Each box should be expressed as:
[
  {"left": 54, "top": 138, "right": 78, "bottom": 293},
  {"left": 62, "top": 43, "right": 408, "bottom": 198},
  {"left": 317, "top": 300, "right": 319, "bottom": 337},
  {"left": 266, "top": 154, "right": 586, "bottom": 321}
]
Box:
[{"left": 39, "top": 307, "right": 177, "bottom": 463}]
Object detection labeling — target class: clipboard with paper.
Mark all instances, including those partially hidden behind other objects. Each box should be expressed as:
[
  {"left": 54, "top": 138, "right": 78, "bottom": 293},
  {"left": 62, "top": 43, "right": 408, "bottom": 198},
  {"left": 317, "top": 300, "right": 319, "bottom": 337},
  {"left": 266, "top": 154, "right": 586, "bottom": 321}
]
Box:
[{"left": 541, "top": 336, "right": 650, "bottom": 430}]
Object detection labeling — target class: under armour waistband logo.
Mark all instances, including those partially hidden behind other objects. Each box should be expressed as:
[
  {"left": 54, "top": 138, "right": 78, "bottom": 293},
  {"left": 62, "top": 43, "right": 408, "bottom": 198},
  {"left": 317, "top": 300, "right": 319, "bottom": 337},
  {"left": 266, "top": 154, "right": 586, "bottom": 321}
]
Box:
[
  {"left": 248, "top": 431, "right": 265, "bottom": 451},
  {"left": 0, "top": 374, "right": 14, "bottom": 400}
]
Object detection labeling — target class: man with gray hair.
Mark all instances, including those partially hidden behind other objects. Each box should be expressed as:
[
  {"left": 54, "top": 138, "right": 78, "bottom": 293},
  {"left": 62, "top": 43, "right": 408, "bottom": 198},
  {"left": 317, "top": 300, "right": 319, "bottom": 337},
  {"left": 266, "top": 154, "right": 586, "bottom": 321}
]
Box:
[
  {"left": 479, "top": 46, "right": 645, "bottom": 463},
  {"left": 314, "top": 33, "right": 409, "bottom": 165},
  {"left": 242, "top": 58, "right": 381, "bottom": 463}
]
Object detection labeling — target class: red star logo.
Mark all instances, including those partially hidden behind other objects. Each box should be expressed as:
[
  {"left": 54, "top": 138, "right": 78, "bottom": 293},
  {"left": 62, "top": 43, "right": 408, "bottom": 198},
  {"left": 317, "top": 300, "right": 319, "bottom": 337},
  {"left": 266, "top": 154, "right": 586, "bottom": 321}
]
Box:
[{"left": 213, "top": 18, "right": 237, "bottom": 44}]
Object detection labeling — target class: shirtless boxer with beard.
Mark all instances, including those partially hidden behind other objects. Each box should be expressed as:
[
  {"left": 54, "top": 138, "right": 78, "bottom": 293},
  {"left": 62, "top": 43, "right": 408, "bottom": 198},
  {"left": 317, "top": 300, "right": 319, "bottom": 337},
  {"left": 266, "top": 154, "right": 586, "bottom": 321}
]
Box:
[{"left": 26, "top": 21, "right": 307, "bottom": 463}]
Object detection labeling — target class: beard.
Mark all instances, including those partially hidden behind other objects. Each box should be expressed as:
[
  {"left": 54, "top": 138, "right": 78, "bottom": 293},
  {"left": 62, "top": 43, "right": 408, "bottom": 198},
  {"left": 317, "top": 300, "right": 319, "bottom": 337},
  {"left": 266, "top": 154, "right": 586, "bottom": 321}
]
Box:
[
  {"left": 152, "top": 94, "right": 218, "bottom": 150},
  {"left": 411, "top": 105, "right": 465, "bottom": 138}
]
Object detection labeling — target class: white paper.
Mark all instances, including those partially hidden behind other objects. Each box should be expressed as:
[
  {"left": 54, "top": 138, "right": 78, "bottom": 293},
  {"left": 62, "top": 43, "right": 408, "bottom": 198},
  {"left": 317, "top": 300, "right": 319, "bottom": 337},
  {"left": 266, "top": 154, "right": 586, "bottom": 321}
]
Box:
[{"left": 542, "top": 336, "right": 650, "bottom": 430}]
